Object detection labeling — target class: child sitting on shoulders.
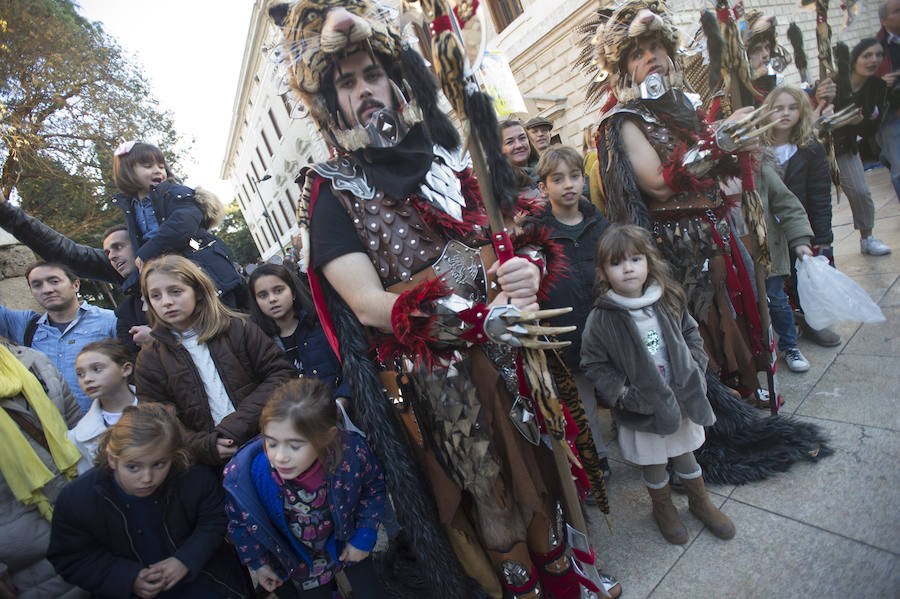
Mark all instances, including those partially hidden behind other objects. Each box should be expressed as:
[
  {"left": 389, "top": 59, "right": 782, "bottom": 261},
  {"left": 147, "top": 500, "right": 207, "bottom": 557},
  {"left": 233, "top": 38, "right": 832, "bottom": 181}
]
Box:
[
  {"left": 580, "top": 225, "right": 735, "bottom": 545},
  {"left": 224, "top": 378, "right": 388, "bottom": 599},
  {"left": 48, "top": 402, "right": 251, "bottom": 598},
  {"left": 69, "top": 339, "right": 139, "bottom": 472}
]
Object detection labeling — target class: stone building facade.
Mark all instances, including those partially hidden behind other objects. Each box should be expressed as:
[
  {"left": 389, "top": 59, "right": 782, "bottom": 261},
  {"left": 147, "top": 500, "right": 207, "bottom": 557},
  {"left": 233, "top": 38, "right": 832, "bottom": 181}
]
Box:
[
  {"left": 221, "top": 0, "right": 330, "bottom": 261},
  {"left": 485, "top": 0, "right": 883, "bottom": 149},
  {"left": 0, "top": 229, "right": 40, "bottom": 312}
]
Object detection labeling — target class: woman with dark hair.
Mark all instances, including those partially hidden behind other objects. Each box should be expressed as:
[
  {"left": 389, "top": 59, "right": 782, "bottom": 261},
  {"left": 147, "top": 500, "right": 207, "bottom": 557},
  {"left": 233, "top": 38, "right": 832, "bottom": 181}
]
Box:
[
  {"left": 248, "top": 264, "right": 349, "bottom": 401},
  {"left": 832, "top": 37, "right": 892, "bottom": 256},
  {"left": 499, "top": 119, "right": 542, "bottom": 194}
]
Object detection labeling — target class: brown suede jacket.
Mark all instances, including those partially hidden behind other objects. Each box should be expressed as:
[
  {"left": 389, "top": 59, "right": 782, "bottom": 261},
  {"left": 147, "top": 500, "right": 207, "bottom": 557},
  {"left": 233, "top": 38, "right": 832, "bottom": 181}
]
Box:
[
  {"left": 580, "top": 295, "right": 715, "bottom": 435},
  {"left": 135, "top": 317, "right": 294, "bottom": 465}
]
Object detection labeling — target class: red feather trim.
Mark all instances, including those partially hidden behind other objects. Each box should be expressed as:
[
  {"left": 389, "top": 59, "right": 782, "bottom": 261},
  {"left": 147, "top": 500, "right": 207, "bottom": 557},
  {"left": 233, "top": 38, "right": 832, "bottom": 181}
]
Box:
[
  {"left": 511, "top": 226, "right": 569, "bottom": 302},
  {"left": 376, "top": 277, "right": 456, "bottom": 368},
  {"left": 661, "top": 142, "right": 720, "bottom": 195},
  {"left": 708, "top": 98, "right": 722, "bottom": 122},
  {"left": 599, "top": 93, "right": 618, "bottom": 116}
]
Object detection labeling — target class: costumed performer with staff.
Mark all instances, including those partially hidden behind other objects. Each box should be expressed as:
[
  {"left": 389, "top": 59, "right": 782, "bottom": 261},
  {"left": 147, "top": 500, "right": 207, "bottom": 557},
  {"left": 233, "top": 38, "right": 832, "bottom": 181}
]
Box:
[
  {"left": 577, "top": 0, "right": 832, "bottom": 485},
  {"left": 267, "top": 1, "right": 621, "bottom": 598}
]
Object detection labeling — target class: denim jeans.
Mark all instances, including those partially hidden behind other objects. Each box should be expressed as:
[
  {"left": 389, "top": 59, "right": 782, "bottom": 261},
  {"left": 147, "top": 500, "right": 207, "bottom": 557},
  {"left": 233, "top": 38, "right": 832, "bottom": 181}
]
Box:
[
  {"left": 766, "top": 275, "right": 798, "bottom": 352},
  {"left": 876, "top": 111, "right": 900, "bottom": 202}
]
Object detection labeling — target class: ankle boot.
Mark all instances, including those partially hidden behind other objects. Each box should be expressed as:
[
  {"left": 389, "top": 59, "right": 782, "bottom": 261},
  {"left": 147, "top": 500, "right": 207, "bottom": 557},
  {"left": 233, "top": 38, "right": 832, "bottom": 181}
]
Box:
[
  {"left": 680, "top": 474, "right": 735, "bottom": 539},
  {"left": 530, "top": 543, "right": 579, "bottom": 599},
  {"left": 646, "top": 484, "right": 688, "bottom": 544}
]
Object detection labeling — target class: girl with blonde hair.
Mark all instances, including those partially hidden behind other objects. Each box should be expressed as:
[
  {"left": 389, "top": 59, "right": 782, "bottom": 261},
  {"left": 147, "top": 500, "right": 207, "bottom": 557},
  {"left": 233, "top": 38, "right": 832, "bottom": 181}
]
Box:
[{"left": 762, "top": 85, "right": 842, "bottom": 348}]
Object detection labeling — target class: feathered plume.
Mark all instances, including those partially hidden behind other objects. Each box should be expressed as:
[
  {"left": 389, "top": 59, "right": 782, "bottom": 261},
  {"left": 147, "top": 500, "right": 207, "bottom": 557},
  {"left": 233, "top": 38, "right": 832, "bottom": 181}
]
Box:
[
  {"left": 701, "top": 10, "right": 723, "bottom": 92},
  {"left": 787, "top": 22, "right": 807, "bottom": 83}
]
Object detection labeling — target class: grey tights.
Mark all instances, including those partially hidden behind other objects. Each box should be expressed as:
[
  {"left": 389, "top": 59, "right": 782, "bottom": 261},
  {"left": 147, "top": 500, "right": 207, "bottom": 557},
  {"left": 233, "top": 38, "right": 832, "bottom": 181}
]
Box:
[{"left": 642, "top": 452, "right": 700, "bottom": 487}]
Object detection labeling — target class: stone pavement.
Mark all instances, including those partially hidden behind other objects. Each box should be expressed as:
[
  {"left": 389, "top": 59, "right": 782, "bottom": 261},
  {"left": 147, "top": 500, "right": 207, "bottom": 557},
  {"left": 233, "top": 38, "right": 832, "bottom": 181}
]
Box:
[{"left": 585, "top": 167, "right": 900, "bottom": 599}]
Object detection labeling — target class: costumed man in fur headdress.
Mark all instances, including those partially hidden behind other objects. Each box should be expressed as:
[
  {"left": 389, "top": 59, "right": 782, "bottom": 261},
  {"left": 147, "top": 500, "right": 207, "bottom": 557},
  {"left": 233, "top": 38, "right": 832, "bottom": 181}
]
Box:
[
  {"left": 742, "top": 11, "right": 792, "bottom": 104},
  {"left": 268, "top": 2, "right": 621, "bottom": 598},
  {"left": 582, "top": 0, "right": 763, "bottom": 398},
  {"left": 578, "top": 0, "right": 833, "bottom": 485}
]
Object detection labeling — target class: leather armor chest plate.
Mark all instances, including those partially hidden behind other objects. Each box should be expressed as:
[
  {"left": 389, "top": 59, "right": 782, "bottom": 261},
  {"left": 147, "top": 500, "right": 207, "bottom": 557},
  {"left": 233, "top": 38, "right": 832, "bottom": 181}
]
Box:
[
  {"left": 335, "top": 189, "right": 445, "bottom": 285},
  {"left": 640, "top": 118, "right": 722, "bottom": 213}
]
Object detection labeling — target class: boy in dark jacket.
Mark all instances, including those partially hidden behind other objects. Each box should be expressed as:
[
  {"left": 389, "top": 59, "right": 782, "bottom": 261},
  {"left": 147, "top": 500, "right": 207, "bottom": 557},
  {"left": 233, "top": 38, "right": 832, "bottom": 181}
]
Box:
[{"left": 531, "top": 145, "right": 612, "bottom": 473}]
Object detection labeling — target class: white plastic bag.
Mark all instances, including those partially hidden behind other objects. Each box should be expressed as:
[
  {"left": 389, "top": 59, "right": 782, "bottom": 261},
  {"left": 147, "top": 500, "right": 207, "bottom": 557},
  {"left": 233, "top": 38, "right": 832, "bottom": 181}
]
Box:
[{"left": 795, "top": 255, "right": 885, "bottom": 329}]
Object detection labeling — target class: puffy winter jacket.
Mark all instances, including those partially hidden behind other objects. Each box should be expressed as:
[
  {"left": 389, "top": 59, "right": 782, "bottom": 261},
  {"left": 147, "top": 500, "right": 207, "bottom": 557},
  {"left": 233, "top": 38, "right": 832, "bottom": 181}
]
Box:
[
  {"left": 135, "top": 318, "right": 294, "bottom": 465},
  {"left": 113, "top": 181, "right": 242, "bottom": 295},
  {"left": 272, "top": 308, "right": 350, "bottom": 398},
  {"left": 48, "top": 464, "right": 251, "bottom": 599},
  {"left": 780, "top": 141, "right": 833, "bottom": 246},
  {"left": 223, "top": 433, "right": 385, "bottom": 580}
]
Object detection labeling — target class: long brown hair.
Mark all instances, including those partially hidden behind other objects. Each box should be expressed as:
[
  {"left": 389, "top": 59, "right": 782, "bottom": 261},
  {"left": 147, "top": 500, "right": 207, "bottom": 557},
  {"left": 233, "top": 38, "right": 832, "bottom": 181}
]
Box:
[
  {"left": 140, "top": 254, "right": 244, "bottom": 343},
  {"left": 112, "top": 142, "right": 177, "bottom": 197},
  {"left": 95, "top": 402, "right": 191, "bottom": 470},
  {"left": 594, "top": 224, "right": 687, "bottom": 315},
  {"left": 260, "top": 378, "right": 342, "bottom": 473}
]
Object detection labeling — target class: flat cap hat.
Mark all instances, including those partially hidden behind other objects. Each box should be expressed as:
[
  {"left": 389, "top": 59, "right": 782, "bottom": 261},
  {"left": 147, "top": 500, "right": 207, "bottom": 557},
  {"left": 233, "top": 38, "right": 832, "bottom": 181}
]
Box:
[{"left": 524, "top": 116, "right": 553, "bottom": 130}]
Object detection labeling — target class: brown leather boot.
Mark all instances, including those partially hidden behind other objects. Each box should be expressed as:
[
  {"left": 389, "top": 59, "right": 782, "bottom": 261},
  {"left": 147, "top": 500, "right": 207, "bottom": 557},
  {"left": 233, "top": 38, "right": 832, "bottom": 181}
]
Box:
[
  {"left": 646, "top": 484, "right": 689, "bottom": 544},
  {"left": 680, "top": 474, "right": 736, "bottom": 539}
]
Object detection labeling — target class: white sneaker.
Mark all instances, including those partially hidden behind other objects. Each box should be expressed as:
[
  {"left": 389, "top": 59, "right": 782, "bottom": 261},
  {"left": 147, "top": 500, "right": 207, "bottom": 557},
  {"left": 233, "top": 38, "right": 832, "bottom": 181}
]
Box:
[
  {"left": 783, "top": 348, "right": 810, "bottom": 372},
  {"left": 861, "top": 237, "right": 891, "bottom": 256}
]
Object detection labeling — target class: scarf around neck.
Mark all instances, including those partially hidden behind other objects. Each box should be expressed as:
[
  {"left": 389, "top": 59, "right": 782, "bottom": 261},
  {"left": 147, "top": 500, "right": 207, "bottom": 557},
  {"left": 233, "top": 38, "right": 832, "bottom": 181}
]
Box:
[{"left": 0, "top": 344, "right": 82, "bottom": 519}]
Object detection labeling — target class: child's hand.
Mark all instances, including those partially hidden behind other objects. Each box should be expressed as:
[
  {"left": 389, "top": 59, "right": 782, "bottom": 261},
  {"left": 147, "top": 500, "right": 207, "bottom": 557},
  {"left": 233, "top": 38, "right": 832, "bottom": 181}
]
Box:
[
  {"left": 254, "top": 564, "right": 283, "bottom": 592},
  {"left": 148, "top": 557, "right": 189, "bottom": 591},
  {"left": 129, "top": 325, "right": 153, "bottom": 346},
  {"left": 132, "top": 567, "right": 164, "bottom": 599},
  {"left": 135, "top": 257, "right": 144, "bottom": 273},
  {"left": 339, "top": 544, "right": 370, "bottom": 564},
  {"left": 795, "top": 244, "right": 814, "bottom": 260},
  {"left": 216, "top": 437, "right": 237, "bottom": 460}
]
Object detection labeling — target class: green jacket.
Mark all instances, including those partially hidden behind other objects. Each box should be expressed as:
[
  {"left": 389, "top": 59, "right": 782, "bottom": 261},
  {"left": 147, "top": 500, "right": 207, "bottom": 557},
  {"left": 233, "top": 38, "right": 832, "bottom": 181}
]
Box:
[{"left": 756, "top": 163, "right": 813, "bottom": 277}]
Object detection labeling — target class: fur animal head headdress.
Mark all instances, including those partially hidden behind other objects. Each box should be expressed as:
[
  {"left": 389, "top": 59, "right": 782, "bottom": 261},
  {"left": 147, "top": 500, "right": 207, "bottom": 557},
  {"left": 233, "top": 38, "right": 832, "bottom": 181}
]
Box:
[
  {"left": 268, "top": 0, "right": 458, "bottom": 152},
  {"left": 743, "top": 10, "right": 791, "bottom": 74},
  {"left": 576, "top": 0, "right": 681, "bottom": 106}
]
